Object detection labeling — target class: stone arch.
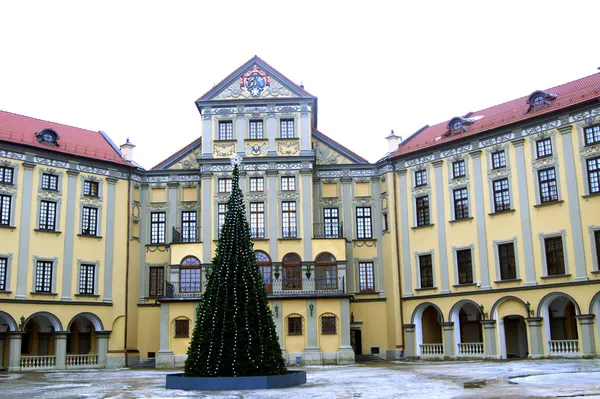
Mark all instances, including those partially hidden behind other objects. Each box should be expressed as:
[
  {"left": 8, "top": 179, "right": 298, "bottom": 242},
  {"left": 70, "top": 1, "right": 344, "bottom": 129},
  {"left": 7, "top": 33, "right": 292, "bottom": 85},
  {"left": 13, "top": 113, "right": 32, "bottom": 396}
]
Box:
[
  {"left": 490, "top": 296, "right": 529, "bottom": 320},
  {"left": 67, "top": 312, "right": 104, "bottom": 332},
  {"left": 23, "top": 311, "right": 63, "bottom": 332},
  {"left": 588, "top": 290, "right": 600, "bottom": 315},
  {"left": 448, "top": 299, "right": 482, "bottom": 322},
  {"left": 537, "top": 292, "right": 581, "bottom": 317},
  {"left": 0, "top": 310, "right": 18, "bottom": 332},
  {"left": 411, "top": 302, "right": 445, "bottom": 324}
]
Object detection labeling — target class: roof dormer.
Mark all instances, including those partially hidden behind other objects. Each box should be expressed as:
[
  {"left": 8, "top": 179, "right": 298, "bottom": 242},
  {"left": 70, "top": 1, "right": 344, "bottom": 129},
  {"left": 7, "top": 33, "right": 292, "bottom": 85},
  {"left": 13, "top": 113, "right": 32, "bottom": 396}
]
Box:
[
  {"left": 35, "top": 128, "right": 60, "bottom": 146},
  {"left": 446, "top": 116, "right": 475, "bottom": 135},
  {"left": 526, "top": 90, "right": 558, "bottom": 113}
]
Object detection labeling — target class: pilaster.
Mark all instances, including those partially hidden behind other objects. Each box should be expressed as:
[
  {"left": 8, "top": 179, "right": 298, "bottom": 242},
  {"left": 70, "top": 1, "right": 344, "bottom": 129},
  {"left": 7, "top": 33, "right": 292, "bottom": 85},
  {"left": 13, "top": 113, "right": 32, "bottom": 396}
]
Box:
[
  {"left": 16, "top": 162, "right": 36, "bottom": 299},
  {"left": 61, "top": 169, "right": 80, "bottom": 301},
  {"left": 301, "top": 169, "right": 312, "bottom": 260},
  {"left": 202, "top": 114, "right": 213, "bottom": 159},
  {"left": 156, "top": 301, "right": 175, "bottom": 368},
  {"left": 433, "top": 161, "right": 450, "bottom": 293},
  {"left": 96, "top": 331, "right": 111, "bottom": 366},
  {"left": 341, "top": 178, "right": 354, "bottom": 290},
  {"left": 167, "top": 182, "right": 179, "bottom": 243},
  {"left": 103, "top": 177, "right": 118, "bottom": 302},
  {"left": 558, "top": 125, "right": 588, "bottom": 281},
  {"left": 481, "top": 320, "right": 498, "bottom": 358},
  {"left": 55, "top": 332, "right": 68, "bottom": 370},
  {"left": 201, "top": 173, "right": 212, "bottom": 263},
  {"left": 267, "top": 113, "right": 277, "bottom": 156},
  {"left": 469, "top": 150, "right": 491, "bottom": 289},
  {"left": 8, "top": 332, "right": 24, "bottom": 371},
  {"left": 138, "top": 183, "right": 149, "bottom": 302},
  {"left": 267, "top": 170, "right": 278, "bottom": 258},
  {"left": 440, "top": 322, "right": 455, "bottom": 357},
  {"left": 337, "top": 297, "right": 354, "bottom": 363},
  {"left": 526, "top": 317, "right": 544, "bottom": 358},
  {"left": 397, "top": 169, "right": 413, "bottom": 296},
  {"left": 512, "top": 139, "right": 537, "bottom": 286},
  {"left": 372, "top": 177, "right": 385, "bottom": 297},
  {"left": 403, "top": 323, "right": 416, "bottom": 358},
  {"left": 576, "top": 314, "right": 596, "bottom": 356}
]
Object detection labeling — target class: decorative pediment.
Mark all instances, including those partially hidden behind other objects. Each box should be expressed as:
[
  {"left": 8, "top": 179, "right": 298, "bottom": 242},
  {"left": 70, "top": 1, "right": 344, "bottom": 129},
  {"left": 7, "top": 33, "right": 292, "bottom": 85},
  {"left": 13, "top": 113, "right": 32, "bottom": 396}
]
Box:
[
  {"left": 197, "top": 56, "right": 315, "bottom": 103},
  {"left": 152, "top": 138, "right": 202, "bottom": 171}
]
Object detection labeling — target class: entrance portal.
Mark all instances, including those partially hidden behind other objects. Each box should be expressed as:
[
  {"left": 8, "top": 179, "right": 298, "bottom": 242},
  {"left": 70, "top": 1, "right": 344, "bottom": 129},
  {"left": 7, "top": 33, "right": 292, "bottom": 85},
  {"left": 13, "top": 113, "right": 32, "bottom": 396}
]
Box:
[
  {"left": 503, "top": 315, "right": 528, "bottom": 358},
  {"left": 350, "top": 329, "right": 362, "bottom": 355}
]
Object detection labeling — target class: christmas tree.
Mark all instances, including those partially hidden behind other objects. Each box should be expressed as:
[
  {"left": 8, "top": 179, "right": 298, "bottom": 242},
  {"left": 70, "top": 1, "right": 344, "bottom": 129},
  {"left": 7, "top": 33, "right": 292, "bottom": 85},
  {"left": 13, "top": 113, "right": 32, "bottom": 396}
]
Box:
[{"left": 184, "top": 154, "right": 287, "bottom": 377}]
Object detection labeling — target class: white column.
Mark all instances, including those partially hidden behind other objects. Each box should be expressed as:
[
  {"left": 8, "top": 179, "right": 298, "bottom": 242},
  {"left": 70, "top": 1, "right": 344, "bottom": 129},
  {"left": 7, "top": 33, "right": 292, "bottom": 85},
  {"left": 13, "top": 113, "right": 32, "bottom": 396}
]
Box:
[
  {"left": 8, "top": 332, "right": 24, "bottom": 371},
  {"left": 96, "top": 331, "right": 110, "bottom": 366},
  {"left": 55, "top": 333, "right": 68, "bottom": 370}
]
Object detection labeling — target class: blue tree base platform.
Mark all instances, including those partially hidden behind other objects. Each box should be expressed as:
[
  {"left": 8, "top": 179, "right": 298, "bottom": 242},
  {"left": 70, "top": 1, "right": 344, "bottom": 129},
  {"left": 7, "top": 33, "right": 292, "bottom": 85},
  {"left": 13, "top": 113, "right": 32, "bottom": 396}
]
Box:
[{"left": 166, "top": 370, "right": 307, "bottom": 390}]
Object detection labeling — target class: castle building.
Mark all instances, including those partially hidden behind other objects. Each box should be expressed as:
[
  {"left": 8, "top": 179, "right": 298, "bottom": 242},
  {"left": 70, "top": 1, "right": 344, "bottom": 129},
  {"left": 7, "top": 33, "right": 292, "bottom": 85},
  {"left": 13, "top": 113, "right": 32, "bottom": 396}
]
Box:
[{"left": 0, "top": 57, "right": 599, "bottom": 370}]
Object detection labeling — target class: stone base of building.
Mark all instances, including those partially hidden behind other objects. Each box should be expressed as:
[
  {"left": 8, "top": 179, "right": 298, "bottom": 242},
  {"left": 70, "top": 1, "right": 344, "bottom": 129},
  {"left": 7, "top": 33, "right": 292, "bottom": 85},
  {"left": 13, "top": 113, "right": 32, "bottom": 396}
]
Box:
[
  {"left": 107, "top": 355, "right": 127, "bottom": 368},
  {"left": 127, "top": 355, "right": 140, "bottom": 367},
  {"left": 386, "top": 349, "right": 404, "bottom": 360},
  {"left": 337, "top": 346, "right": 355, "bottom": 364},
  {"left": 284, "top": 349, "right": 355, "bottom": 365},
  {"left": 156, "top": 350, "right": 175, "bottom": 368}
]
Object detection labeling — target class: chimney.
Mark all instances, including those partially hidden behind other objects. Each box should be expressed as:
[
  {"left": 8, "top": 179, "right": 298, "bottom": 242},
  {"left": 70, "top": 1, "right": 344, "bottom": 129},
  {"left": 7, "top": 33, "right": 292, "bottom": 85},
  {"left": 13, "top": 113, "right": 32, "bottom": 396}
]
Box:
[
  {"left": 385, "top": 129, "right": 401, "bottom": 153},
  {"left": 120, "top": 138, "right": 136, "bottom": 162}
]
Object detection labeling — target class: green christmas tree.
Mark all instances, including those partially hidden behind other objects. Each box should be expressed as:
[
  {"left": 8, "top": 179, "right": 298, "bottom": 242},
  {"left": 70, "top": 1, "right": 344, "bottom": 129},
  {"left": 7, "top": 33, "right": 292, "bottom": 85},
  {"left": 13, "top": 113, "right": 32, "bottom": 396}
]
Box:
[{"left": 184, "top": 155, "right": 287, "bottom": 377}]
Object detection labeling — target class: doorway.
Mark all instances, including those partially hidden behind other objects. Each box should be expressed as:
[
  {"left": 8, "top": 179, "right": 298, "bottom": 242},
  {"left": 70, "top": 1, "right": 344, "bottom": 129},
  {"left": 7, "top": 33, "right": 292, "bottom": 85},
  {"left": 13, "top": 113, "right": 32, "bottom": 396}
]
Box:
[
  {"left": 351, "top": 329, "right": 362, "bottom": 355},
  {"left": 503, "top": 315, "right": 528, "bottom": 358}
]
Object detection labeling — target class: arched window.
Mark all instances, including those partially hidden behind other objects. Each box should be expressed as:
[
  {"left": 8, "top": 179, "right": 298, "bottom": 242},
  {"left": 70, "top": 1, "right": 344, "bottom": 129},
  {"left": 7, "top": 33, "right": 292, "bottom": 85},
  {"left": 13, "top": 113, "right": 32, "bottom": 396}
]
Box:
[
  {"left": 180, "top": 256, "right": 201, "bottom": 293},
  {"left": 282, "top": 253, "right": 302, "bottom": 290},
  {"left": 315, "top": 252, "right": 337, "bottom": 290},
  {"left": 255, "top": 250, "right": 272, "bottom": 294}
]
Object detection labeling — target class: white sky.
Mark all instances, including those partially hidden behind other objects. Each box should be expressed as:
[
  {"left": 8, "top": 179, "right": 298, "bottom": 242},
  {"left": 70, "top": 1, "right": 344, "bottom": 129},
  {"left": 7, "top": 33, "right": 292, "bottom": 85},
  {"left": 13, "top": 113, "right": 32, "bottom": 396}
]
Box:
[{"left": 0, "top": 1, "right": 598, "bottom": 169}]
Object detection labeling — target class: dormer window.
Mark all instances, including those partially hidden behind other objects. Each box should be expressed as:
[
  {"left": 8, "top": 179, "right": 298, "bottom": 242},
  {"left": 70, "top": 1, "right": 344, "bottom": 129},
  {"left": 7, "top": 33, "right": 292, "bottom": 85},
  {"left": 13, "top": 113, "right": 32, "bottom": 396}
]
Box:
[
  {"left": 526, "top": 90, "right": 558, "bottom": 113},
  {"left": 447, "top": 116, "right": 474, "bottom": 135},
  {"left": 35, "top": 128, "right": 59, "bottom": 146}
]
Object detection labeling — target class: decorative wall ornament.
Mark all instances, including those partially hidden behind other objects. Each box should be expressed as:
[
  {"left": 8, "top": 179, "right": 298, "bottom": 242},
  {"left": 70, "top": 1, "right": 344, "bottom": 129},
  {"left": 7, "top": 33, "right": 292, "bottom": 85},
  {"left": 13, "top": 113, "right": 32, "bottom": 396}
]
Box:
[
  {"left": 441, "top": 145, "right": 472, "bottom": 159},
  {"left": 487, "top": 168, "right": 510, "bottom": 179},
  {"left": 77, "top": 164, "right": 108, "bottom": 175},
  {"left": 532, "top": 156, "right": 558, "bottom": 170},
  {"left": 381, "top": 196, "right": 389, "bottom": 211},
  {"left": 276, "top": 140, "right": 300, "bottom": 156},
  {"left": 580, "top": 144, "right": 600, "bottom": 158},
  {"left": 147, "top": 176, "right": 170, "bottom": 183},
  {"left": 571, "top": 107, "right": 600, "bottom": 122},
  {"left": 316, "top": 171, "right": 344, "bottom": 178},
  {"left": 523, "top": 120, "right": 560, "bottom": 136},
  {"left": 479, "top": 133, "right": 514, "bottom": 148},
  {"left": 80, "top": 196, "right": 102, "bottom": 205},
  {"left": 406, "top": 155, "right": 435, "bottom": 167},
  {"left": 241, "top": 66, "right": 270, "bottom": 97},
  {"left": 213, "top": 143, "right": 236, "bottom": 158},
  {"left": 176, "top": 175, "right": 200, "bottom": 182},
  {"left": 448, "top": 177, "right": 469, "bottom": 188},
  {"left": 35, "top": 157, "right": 69, "bottom": 168},
  {"left": 132, "top": 204, "right": 141, "bottom": 219},
  {"left": 0, "top": 150, "right": 25, "bottom": 160},
  {"left": 313, "top": 139, "right": 353, "bottom": 165},
  {"left": 353, "top": 240, "right": 377, "bottom": 247},
  {"left": 147, "top": 203, "right": 168, "bottom": 211},
  {"left": 245, "top": 143, "right": 267, "bottom": 156},
  {"left": 322, "top": 197, "right": 339, "bottom": 205}
]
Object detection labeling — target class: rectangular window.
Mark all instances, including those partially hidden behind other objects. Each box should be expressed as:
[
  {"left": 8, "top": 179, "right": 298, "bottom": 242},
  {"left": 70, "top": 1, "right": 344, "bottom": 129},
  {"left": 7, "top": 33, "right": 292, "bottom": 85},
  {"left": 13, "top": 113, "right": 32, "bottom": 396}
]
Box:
[
  {"left": 359, "top": 262, "right": 375, "bottom": 292},
  {"left": 250, "top": 202, "right": 265, "bottom": 238},
  {"left": 218, "top": 204, "right": 227, "bottom": 234},
  {"left": 493, "top": 178, "right": 511, "bottom": 212},
  {"left": 0, "top": 166, "right": 13, "bottom": 184},
  {"left": 149, "top": 266, "right": 165, "bottom": 297},
  {"left": 457, "top": 249, "right": 473, "bottom": 284},
  {"left": 0, "top": 257, "right": 7, "bottom": 291},
  {"left": 536, "top": 138, "right": 553, "bottom": 158},
  {"left": 218, "top": 121, "right": 233, "bottom": 140},
  {"left": 280, "top": 119, "right": 295, "bottom": 138},
  {"left": 282, "top": 201, "right": 297, "bottom": 238},
  {"left": 545, "top": 237, "right": 565, "bottom": 276},
  {"left": 39, "top": 200, "right": 57, "bottom": 231},
  {"left": 181, "top": 211, "right": 197, "bottom": 242},
  {"left": 584, "top": 125, "right": 600, "bottom": 146},
  {"left": 281, "top": 176, "right": 296, "bottom": 191},
  {"left": 415, "top": 196, "right": 430, "bottom": 226},
  {"left": 218, "top": 178, "right": 232, "bottom": 193},
  {"left": 491, "top": 151, "right": 506, "bottom": 169},
  {"left": 587, "top": 157, "right": 600, "bottom": 194},
  {"left": 321, "top": 315, "right": 337, "bottom": 334},
  {"left": 81, "top": 207, "right": 98, "bottom": 236},
  {"left": 356, "top": 207, "right": 373, "bottom": 239},
  {"left": 452, "top": 160, "right": 466, "bottom": 178},
  {"left": 150, "top": 212, "right": 166, "bottom": 244},
  {"left": 498, "top": 243, "right": 517, "bottom": 280},
  {"left": 0, "top": 194, "right": 11, "bottom": 226},
  {"left": 383, "top": 213, "right": 389, "bottom": 231},
  {"left": 249, "top": 120, "right": 264, "bottom": 139},
  {"left": 323, "top": 208, "right": 340, "bottom": 238},
  {"left": 174, "top": 319, "right": 190, "bottom": 338},
  {"left": 414, "top": 170, "right": 427, "bottom": 187},
  {"left": 453, "top": 188, "right": 469, "bottom": 219},
  {"left": 41, "top": 174, "right": 59, "bottom": 191},
  {"left": 287, "top": 316, "right": 302, "bottom": 335},
  {"left": 538, "top": 168, "right": 558, "bottom": 203},
  {"left": 249, "top": 177, "right": 264, "bottom": 192},
  {"left": 79, "top": 264, "right": 95, "bottom": 295},
  {"left": 83, "top": 180, "right": 99, "bottom": 197},
  {"left": 419, "top": 254, "right": 433, "bottom": 288},
  {"left": 35, "top": 261, "right": 53, "bottom": 293}
]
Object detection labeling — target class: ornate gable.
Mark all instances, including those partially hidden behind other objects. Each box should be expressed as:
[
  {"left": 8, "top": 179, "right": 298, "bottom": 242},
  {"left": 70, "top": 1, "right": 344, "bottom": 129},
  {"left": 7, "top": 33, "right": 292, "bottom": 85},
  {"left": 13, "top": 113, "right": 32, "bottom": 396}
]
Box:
[
  {"left": 151, "top": 138, "right": 202, "bottom": 171},
  {"left": 197, "top": 56, "right": 315, "bottom": 104},
  {"left": 312, "top": 130, "right": 369, "bottom": 166}
]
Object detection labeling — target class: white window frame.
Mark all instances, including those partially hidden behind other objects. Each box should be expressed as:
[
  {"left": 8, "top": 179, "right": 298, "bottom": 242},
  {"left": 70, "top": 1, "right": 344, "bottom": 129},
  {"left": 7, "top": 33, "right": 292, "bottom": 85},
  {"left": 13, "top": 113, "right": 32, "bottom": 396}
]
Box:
[
  {"left": 32, "top": 255, "right": 58, "bottom": 294},
  {"left": 415, "top": 250, "right": 436, "bottom": 289},
  {"left": 77, "top": 259, "right": 100, "bottom": 295},
  {"left": 452, "top": 244, "right": 475, "bottom": 286},
  {"left": 0, "top": 253, "right": 13, "bottom": 291},
  {"left": 492, "top": 237, "right": 520, "bottom": 282},
  {"left": 539, "top": 230, "right": 569, "bottom": 277}
]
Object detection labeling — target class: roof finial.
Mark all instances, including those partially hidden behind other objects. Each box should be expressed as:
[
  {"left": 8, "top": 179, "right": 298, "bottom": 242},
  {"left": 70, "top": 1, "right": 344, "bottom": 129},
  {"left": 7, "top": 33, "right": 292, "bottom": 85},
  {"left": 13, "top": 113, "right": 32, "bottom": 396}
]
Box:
[{"left": 299, "top": 80, "right": 304, "bottom": 89}]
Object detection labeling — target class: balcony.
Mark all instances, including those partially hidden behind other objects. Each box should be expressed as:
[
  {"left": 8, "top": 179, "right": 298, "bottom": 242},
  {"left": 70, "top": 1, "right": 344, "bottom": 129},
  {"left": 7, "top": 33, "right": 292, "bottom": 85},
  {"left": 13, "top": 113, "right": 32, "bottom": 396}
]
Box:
[
  {"left": 270, "top": 276, "right": 346, "bottom": 297},
  {"left": 313, "top": 222, "right": 344, "bottom": 239},
  {"left": 172, "top": 226, "right": 201, "bottom": 244},
  {"left": 162, "top": 281, "right": 205, "bottom": 299}
]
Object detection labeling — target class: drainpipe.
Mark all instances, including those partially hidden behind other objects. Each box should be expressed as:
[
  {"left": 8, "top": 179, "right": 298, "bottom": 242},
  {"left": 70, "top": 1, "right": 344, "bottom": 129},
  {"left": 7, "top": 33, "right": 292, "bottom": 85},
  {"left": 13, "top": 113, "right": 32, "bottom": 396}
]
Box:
[
  {"left": 123, "top": 172, "right": 132, "bottom": 366},
  {"left": 390, "top": 160, "right": 406, "bottom": 353}
]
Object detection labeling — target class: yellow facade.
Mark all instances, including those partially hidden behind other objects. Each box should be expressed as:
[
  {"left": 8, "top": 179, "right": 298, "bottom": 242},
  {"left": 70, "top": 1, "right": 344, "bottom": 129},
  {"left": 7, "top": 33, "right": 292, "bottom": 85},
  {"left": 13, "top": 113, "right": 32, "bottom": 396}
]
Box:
[{"left": 2, "top": 57, "right": 600, "bottom": 372}]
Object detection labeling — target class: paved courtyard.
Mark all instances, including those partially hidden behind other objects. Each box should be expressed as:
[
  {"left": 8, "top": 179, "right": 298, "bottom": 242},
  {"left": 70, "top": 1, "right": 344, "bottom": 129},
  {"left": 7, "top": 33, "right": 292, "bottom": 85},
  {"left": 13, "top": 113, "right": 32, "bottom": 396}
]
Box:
[{"left": 2, "top": 359, "right": 600, "bottom": 398}]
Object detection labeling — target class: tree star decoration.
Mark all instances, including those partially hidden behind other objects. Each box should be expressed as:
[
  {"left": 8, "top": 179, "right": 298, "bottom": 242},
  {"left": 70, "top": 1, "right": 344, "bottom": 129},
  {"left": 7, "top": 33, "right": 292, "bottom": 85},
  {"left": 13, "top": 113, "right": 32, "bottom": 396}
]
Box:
[{"left": 230, "top": 153, "right": 242, "bottom": 167}]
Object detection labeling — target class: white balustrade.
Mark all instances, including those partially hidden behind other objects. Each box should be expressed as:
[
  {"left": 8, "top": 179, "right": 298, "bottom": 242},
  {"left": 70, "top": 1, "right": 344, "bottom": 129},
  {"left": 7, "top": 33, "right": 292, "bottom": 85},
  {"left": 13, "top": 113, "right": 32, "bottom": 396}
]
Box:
[
  {"left": 549, "top": 340, "right": 579, "bottom": 356},
  {"left": 20, "top": 355, "right": 56, "bottom": 369},
  {"left": 457, "top": 342, "right": 484, "bottom": 357},
  {"left": 419, "top": 343, "right": 444, "bottom": 357},
  {"left": 66, "top": 354, "right": 99, "bottom": 367}
]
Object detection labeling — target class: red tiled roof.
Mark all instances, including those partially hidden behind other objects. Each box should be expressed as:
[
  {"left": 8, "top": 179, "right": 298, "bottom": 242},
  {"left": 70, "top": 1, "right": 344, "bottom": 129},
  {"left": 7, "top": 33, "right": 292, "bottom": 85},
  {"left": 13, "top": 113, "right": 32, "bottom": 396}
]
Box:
[
  {"left": 389, "top": 72, "right": 600, "bottom": 158},
  {"left": 0, "top": 110, "right": 130, "bottom": 166}
]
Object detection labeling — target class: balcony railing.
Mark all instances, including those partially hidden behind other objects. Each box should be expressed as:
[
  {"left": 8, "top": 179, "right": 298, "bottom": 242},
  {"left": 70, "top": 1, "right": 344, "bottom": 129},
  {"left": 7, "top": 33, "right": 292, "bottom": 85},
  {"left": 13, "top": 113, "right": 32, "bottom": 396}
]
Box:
[
  {"left": 549, "top": 339, "right": 579, "bottom": 356},
  {"left": 419, "top": 343, "right": 443, "bottom": 358},
  {"left": 313, "top": 222, "right": 344, "bottom": 239},
  {"left": 172, "top": 226, "right": 201, "bottom": 243},
  {"left": 66, "top": 354, "right": 99, "bottom": 367},
  {"left": 20, "top": 355, "right": 56, "bottom": 369},
  {"left": 164, "top": 281, "right": 204, "bottom": 299},
  {"left": 457, "top": 342, "right": 484, "bottom": 357},
  {"left": 270, "top": 276, "right": 346, "bottom": 297}
]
